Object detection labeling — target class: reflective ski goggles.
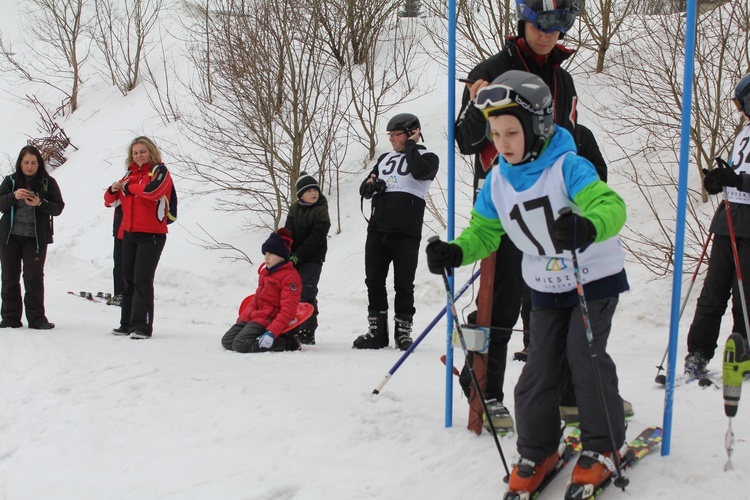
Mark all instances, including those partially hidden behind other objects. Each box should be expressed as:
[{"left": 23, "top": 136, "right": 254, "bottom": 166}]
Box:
[
  {"left": 474, "top": 84, "right": 545, "bottom": 120},
  {"left": 518, "top": 3, "right": 578, "bottom": 34}
]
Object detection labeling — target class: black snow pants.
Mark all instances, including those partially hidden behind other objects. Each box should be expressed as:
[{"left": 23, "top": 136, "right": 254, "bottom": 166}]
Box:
[{"left": 515, "top": 297, "right": 625, "bottom": 461}]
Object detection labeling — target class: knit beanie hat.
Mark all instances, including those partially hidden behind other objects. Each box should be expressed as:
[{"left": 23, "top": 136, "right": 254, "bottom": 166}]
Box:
[
  {"left": 296, "top": 172, "right": 320, "bottom": 198},
  {"left": 261, "top": 228, "right": 293, "bottom": 260}
]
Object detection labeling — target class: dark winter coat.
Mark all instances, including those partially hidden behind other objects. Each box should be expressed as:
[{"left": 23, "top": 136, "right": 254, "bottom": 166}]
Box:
[
  {"left": 0, "top": 172, "right": 65, "bottom": 248},
  {"left": 360, "top": 140, "right": 439, "bottom": 238},
  {"left": 237, "top": 261, "right": 302, "bottom": 337},
  {"left": 709, "top": 124, "right": 750, "bottom": 239},
  {"left": 104, "top": 162, "right": 173, "bottom": 237},
  {"left": 576, "top": 124, "right": 607, "bottom": 183},
  {"left": 455, "top": 37, "right": 579, "bottom": 186},
  {"left": 284, "top": 194, "right": 331, "bottom": 263}
]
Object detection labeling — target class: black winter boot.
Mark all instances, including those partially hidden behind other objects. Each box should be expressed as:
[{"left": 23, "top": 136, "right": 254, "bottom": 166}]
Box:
[
  {"left": 297, "top": 328, "right": 316, "bottom": 345},
  {"left": 394, "top": 315, "right": 414, "bottom": 351},
  {"left": 353, "top": 312, "right": 389, "bottom": 349}
]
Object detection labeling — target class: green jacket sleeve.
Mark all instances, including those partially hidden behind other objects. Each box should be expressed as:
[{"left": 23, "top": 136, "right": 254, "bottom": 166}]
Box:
[
  {"left": 451, "top": 209, "right": 505, "bottom": 265},
  {"left": 573, "top": 181, "right": 626, "bottom": 242}
]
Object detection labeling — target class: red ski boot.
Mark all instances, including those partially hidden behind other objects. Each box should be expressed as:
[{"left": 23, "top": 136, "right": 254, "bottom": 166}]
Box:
[{"left": 504, "top": 453, "right": 560, "bottom": 499}]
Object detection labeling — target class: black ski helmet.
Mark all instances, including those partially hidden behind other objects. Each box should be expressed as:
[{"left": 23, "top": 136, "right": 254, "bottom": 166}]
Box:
[
  {"left": 387, "top": 113, "right": 422, "bottom": 141},
  {"left": 474, "top": 70, "right": 555, "bottom": 163},
  {"left": 516, "top": 0, "right": 579, "bottom": 37},
  {"left": 387, "top": 113, "right": 420, "bottom": 133},
  {"left": 734, "top": 72, "right": 750, "bottom": 116}
]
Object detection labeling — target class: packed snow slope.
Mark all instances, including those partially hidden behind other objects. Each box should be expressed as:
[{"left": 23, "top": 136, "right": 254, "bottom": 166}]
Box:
[{"left": 0, "top": 1, "right": 747, "bottom": 499}]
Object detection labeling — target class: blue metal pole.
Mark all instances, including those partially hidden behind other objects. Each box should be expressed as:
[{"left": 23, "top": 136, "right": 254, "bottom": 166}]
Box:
[
  {"left": 663, "top": 0, "right": 698, "bottom": 456},
  {"left": 445, "top": 0, "right": 457, "bottom": 428}
]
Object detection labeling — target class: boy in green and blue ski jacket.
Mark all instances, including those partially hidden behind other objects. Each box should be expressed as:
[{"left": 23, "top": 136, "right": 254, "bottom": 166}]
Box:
[{"left": 426, "top": 71, "right": 628, "bottom": 495}]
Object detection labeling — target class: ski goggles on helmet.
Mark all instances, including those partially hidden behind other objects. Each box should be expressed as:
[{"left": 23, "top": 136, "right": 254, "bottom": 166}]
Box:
[
  {"left": 474, "top": 84, "right": 546, "bottom": 120},
  {"left": 518, "top": 3, "right": 578, "bottom": 34}
]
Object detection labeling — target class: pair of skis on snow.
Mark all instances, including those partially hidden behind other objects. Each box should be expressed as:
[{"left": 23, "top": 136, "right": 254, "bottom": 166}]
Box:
[
  {"left": 67, "top": 291, "right": 120, "bottom": 305},
  {"left": 68, "top": 291, "right": 112, "bottom": 302},
  {"left": 503, "top": 425, "right": 663, "bottom": 500}
]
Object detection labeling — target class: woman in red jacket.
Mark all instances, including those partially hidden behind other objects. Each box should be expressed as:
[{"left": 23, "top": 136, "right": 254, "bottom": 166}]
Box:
[{"left": 104, "top": 136, "right": 174, "bottom": 339}]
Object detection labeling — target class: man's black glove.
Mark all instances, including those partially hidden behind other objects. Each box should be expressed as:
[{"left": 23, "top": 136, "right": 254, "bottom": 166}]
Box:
[
  {"left": 425, "top": 239, "right": 463, "bottom": 275},
  {"left": 703, "top": 163, "right": 742, "bottom": 195},
  {"left": 552, "top": 211, "right": 596, "bottom": 251},
  {"left": 362, "top": 178, "right": 386, "bottom": 199}
]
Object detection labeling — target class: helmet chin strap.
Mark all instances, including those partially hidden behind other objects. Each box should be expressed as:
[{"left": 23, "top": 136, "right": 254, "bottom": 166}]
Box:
[{"left": 525, "top": 134, "right": 552, "bottom": 163}]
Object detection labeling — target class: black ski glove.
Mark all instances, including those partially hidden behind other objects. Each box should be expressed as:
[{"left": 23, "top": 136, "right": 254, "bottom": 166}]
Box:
[
  {"left": 362, "top": 178, "right": 386, "bottom": 199},
  {"left": 426, "top": 238, "right": 463, "bottom": 275},
  {"left": 552, "top": 211, "right": 596, "bottom": 251},
  {"left": 703, "top": 163, "right": 742, "bottom": 195}
]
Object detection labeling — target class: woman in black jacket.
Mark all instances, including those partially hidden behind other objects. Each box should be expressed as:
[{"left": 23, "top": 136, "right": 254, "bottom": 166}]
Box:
[{"left": 0, "top": 145, "right": 65, "bottom": 329}]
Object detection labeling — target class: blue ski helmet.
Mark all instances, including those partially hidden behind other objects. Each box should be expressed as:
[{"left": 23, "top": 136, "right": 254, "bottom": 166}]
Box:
[
  {"left": 516, "top": 0, "right": 580, "bottom": 35},
  {"left": 734, "top": 73, "right": 750, "bottom": 116}
]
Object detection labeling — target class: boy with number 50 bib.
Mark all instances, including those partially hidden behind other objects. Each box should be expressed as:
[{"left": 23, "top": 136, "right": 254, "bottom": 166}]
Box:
[{"left": 426, "top": 71, "right": 629, "bottom": 497}]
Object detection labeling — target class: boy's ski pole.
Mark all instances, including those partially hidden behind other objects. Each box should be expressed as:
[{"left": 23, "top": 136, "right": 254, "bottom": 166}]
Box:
[
  {"left": 654, "top": 231, "right": 712, "bottom": 384},
  {"left": 372, "top": 269, "right": 480, "bottom": 395},
  {"left": 435, "top": 263, "right": 510, "bottom": 477},
  {"left": 559, "top": 207, "right": 628, "bottom": 490}
]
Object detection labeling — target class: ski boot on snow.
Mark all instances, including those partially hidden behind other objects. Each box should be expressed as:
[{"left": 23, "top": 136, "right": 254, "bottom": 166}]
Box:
[
  {"left": 564, "top": 447, "right": 629, "bottom": 500},
  {"left": 513, "top": 348, "right": 528, "bottom": 362},
  {"left": 560, "top": 399, "right": 634, "bottom": 427},
  {"left": 504, "top": 452, "right": 562, "bottom": 500},
  {"left": 483, "top": 399, "right": 514, "bottom": 435},
  {"left": 684, "top": 351, "right": 709, "bottom": 379},
  {"left": 353, "top": 312, "right": 389, "bottom": 349},
  {"left": 107, "top": 294, "right": 122, "bottom": 306},
  {"left": 394, "top": 315, "right": 414, "bottom": 351}
]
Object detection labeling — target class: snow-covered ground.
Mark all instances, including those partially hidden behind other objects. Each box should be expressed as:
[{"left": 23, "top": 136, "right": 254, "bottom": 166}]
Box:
[{"left": 0, "top": 1, "right": 748, "bottom": 499}]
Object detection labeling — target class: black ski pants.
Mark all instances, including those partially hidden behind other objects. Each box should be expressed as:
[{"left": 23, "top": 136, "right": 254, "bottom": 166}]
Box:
[
  {"left": 515, "top": 297, "right": 625, "bottom": 461},
  {"left": 296, "top": 260, "right": 323, "bottom": 333},
  {"left": 460, "top": 237, "right": 526, "bottom": 403},
  {"left": 0, "top": 234, "right": 48, "bottom": 327},
  {"left": 687, "top": 234, "right": 750, "bottom": 359},
  {"left": 113, "top": 236, "right": 123, "bottom": 297},
  {"left": 364, "top": 230, "right": 419, "bottom": 318},
  {"left": 460, "top": 237, "right": 578, "bottom": 406},
  {"left": 120, "top": 231, "right": 165, "bottom": 336}
]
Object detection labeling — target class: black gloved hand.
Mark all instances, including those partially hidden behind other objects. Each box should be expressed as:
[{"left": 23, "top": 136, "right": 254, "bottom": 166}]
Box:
[
  {"left": 703, "top": 166, "right": 742, "bottom": 195},
  {"left": 425, "top": 238, "right": 463, "bottom": 275},
  {"left": 362, "top": 178, "right": 386, "bottom": 199},
  {"left": 552, "top": 211, "right": 596, "bottom": 251}
]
